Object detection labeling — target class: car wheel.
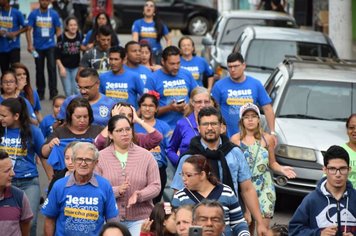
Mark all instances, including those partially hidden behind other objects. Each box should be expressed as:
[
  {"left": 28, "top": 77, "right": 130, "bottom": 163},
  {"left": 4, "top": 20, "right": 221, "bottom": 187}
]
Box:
[{"left": 188, "top": 16, "right": 209, "bottom": 36}]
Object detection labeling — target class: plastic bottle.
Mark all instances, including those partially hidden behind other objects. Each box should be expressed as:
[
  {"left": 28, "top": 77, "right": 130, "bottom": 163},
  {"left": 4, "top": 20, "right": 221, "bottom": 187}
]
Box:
[{"left": 31, "top": 50, "right": 39, "bottom": 58}]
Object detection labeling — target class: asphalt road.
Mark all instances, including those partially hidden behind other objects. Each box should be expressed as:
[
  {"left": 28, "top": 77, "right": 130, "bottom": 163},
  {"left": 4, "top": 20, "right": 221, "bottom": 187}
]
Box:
[{"left": 16, "top": 33, "right": 304, "bottom": 235}]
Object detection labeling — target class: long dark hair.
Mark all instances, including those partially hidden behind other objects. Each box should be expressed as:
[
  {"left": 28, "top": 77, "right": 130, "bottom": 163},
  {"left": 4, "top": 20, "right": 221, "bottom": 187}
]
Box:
[
  {"left": 88, "top": 12, "right": 119, "bottom": 46},
  {"left": 65, "top": 97, "right": 94, "bottom": 126},
  {"left": 149, "top": 202, "right": 176, "bottom": 236},
  {"left": 0, "top": 70, "right": 17, "bottom": 95},
  {"left": 11, "top": 63, "right": 35, "bottom": 106},
  {"left": 0, "top": 97, "right": 33, "bottom": 149},
  {"left": 140, "top": 42, "right": 154, "bottom": 66},
  {"left": 145, "top": 0, "right": 164, "bottom": 42},
  {"left": 107, "top": 115, "right": 136, "bottom": 145}
]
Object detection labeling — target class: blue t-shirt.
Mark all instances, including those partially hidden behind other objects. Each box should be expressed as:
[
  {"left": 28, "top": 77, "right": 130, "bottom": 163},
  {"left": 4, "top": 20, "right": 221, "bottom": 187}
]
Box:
[
  {"left": 20, "top": 89, "right": 42, "bottom": 112},
  {"left": 41, "top": 174, "right": 119, "bottom": 236},
  {"left": 0, "top": 96, "right": 36, "bottom": 120},
  {"left": 40, "top": 114, "right": 56, "bottom": 138},
  {"left": 131, "top": 19, "right": 169, "bottom": 53},
  {"left": 57, "top": 94, "right": 116, "bottom": 127},
  {"left": 124, "top": 64, "right": 153, "bottom": 85},
  {"left": 171, "top": 138, "right": 251, "bottom": 193},
  {"left": 145, "top": 68, "right": 198, "bottom": 129},
  {"left": 99, "top": 70, "right": 144, "bottom": 109},
  {"left": 211, "top": 76, "right": 272, "bottom": 137},
  {"left": 180, "top": 56, "right": 214, "bottom": 87},
  {"left": 0, "top": 125, "right": 44, "bottom": 178},
  {"left": 27, "top": 8, "right": 61, "bottom": 50},
  {"left": 134, "top": 119, "right": 171, "bottom": 168},
  {"left": 0, "top": 7, "right": 26, "bottom": 52}
]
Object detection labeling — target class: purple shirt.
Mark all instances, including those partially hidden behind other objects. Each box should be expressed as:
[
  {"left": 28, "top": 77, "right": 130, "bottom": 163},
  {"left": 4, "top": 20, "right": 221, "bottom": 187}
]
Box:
[{"left": 166, "top": 113, "right": 199, "bottom": 166}]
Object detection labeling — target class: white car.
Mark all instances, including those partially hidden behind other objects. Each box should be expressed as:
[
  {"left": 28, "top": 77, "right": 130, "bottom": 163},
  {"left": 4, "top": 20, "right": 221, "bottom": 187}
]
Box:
[
  {"left": 232, "top": 26, "right": 338, "bottom": 84},
  {"left": 262, "top": 56, "right": 355, "bottom": 195}
]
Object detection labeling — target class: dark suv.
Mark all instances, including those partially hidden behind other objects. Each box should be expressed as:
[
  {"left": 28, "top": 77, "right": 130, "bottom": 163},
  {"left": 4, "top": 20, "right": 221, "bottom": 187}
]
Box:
[{"left": 112, "top": 0, "right": 219, "bottom": 36}]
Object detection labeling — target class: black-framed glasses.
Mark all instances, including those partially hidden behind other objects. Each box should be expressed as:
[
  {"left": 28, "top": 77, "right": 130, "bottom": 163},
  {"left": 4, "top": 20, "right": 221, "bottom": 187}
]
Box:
[
  {"left": 77, "top": 80, "right": 98, "bottom": 91},
  {"left": 326, "top": 166, "right": 349, "bottom": 175},
  {"left": 74, "top": 158, "right": 96, "bottom": 164}
]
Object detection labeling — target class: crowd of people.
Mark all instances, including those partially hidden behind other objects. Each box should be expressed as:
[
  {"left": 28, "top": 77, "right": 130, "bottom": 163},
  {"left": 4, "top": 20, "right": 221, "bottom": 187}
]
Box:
[{"left": 0, "top": 0, "right": 355, "bottom": 236}]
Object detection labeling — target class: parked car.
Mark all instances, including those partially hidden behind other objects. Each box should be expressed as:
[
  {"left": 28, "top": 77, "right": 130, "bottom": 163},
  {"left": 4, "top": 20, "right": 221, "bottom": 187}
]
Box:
[
  {"left": 232, "top": 26, "right": 338, "bottom": 84},
  {"left": 201, "top": 10, "right": 297, "bottom": 79},
  {"left": 261, "top": 56, "right": 356, "bottom": 196},
  {"left": 112, "top": 0, "right": 218, "bottom": 36}
]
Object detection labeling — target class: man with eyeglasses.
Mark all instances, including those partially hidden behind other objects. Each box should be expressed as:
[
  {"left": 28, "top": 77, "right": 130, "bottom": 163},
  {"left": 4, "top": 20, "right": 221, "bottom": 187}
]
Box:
[
  {"left": 171, "top": 106, "right": 268, "bottom": 236},
  {"left": 289, "top": 145, "right": 356, "bottom": 236},
  {"left": 211, "top": 52, "right": 275, "bottom": 139},
  {"left": 42, "top": 142, "right": 118, "bottom": 236},
  {"left": 57, "top": 68, "right": 116, "bottom": 127}
]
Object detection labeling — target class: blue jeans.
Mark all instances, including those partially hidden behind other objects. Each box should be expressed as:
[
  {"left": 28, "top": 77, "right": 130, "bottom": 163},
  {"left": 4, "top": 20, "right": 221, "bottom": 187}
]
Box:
[
  {"left": 60, "top": 67, "right": 79, "bottom": 97},
  {"left": 12, "top": 177, "right": 40, "bottom": 236},
  {"left": 121, "top": 219, "right": 145, "bottom": 236}
]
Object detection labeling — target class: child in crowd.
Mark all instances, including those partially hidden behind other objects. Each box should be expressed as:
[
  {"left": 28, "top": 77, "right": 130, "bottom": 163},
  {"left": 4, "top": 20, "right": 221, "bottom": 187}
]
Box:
[{"left": 39, "top": 95, "right": 66, "bottom": 138}]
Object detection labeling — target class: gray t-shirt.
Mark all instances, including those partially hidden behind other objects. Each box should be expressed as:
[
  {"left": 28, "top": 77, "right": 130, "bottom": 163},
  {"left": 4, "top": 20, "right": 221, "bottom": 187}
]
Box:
[{"left": 80, "top": 46, "right": 110, "bottom": 74}]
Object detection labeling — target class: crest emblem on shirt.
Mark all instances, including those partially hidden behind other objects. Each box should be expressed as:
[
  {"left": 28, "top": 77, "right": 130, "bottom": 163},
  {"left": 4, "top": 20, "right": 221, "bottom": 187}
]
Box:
[{"left": 99, "top": 106, "right": 109, "bottom": 117}]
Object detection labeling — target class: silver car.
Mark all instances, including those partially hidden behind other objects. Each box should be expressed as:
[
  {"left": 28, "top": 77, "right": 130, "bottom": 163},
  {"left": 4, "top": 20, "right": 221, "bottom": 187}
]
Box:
[
  {"left": 201, "top": 10, "right": 297, "bottom": 80},
  {"left": 262, "top": 56, "right": 356, "bottom": 196},
  {"left": 232, "top": 26, "right": 338, "bottom": 84}
]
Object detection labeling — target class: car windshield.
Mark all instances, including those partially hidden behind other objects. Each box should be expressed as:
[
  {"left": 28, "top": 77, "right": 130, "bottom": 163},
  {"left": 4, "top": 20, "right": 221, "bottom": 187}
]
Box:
[
  {"left": 245, "top": 39, "right": 337, "bottom": 69},
  {"left": 278, "top": 80, "right": 355, "bottom": 121},
  {"left": 220, "top": 18, "right": 296, "bottom": 45}
]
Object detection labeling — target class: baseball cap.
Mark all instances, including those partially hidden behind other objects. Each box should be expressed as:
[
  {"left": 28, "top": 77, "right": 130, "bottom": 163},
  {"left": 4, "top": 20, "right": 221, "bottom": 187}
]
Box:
[{"left": 239, "top": 103, "right": 261, "bottom": 118}]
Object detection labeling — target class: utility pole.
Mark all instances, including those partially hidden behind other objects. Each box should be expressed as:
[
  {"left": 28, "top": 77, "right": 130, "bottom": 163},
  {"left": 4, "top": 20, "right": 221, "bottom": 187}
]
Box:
[{"left": 329, "top": 0, "right": 352, "bottom": 59}]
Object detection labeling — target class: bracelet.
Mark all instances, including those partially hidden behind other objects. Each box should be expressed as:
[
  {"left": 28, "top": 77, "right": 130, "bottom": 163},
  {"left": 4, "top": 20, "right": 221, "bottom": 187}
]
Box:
[{"left": 271, "top": 131, "right": 277, "bottom": 136}]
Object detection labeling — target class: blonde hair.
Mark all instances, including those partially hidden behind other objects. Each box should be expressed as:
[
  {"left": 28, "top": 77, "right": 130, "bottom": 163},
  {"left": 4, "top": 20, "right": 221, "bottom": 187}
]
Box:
[{"left": 185, "top": 87, "right": 210, "bottom": 116}]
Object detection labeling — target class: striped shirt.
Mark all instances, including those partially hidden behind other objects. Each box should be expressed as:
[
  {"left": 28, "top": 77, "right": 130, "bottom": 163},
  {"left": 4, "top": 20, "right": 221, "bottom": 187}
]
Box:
[{"left": 172, "top": 183, "right": 250, "bottom": 236}]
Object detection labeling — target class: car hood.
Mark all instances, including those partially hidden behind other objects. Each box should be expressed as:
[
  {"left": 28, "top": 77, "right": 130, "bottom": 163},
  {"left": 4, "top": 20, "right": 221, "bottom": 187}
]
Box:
[{"left": 276, "top": 118, "right": 348, "bottom": 151}]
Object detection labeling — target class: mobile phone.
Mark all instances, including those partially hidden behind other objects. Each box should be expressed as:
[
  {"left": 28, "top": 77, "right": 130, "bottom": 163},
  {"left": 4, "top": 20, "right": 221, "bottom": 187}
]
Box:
[
  {"left": 189, "top": 226, "right": 202, "bottom": 236},
  {"left": 176, "top": 98, "right": 185, "bottom": 104}
]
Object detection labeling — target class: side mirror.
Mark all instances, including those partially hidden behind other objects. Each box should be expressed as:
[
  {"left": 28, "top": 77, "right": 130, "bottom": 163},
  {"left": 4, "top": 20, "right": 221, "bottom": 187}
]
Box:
[{"left": 202, "top": 34, "right": 214, "bottom": 46}]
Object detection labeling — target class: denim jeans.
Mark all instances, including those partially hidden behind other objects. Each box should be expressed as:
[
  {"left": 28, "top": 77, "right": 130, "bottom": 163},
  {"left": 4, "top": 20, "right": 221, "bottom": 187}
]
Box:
[
  {"left": 121, "top": 219, "right": 145, "bottom": 236},
  {"left": 12, "top": 177, "right": 40, "bottom": 236},
  {"left": 35, "top": 47, "right": 58, "bottom": 98},
  {"left": 60, "top": 67, "right": 79, "bottom": 97}
]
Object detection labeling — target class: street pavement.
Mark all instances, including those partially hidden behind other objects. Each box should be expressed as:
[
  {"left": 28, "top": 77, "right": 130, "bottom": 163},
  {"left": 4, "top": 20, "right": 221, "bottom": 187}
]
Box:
[{"left": 17, "top": 33, "right": 303, "bottom": 235}]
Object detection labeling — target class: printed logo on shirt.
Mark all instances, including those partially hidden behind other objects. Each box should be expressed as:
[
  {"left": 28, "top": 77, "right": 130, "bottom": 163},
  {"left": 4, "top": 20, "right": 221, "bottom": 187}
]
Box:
[
  {"left": 35, "top": 16, "right": 52, "bottom": 28},
  {"left": 140, "top": 26, "right": 157, "bottom": 38},
  {"left": 99, "top": 105, "right": 109, "bottom": 118},
  {"left": 105, "top": 82, "right": 129, "bottom": 99},
  {"left": 162, "top": 79, "right": 188, "bottom": 97},
  {"left": 0, "top": 16, "right": 13, "bottom": 29},
  {"left": 140, "top": 74, "right": 147, "bottom": 84},
  {"left": 64, "top": 195, "right": 99, "bottom": 221},
  {"left": 226, "top": 89, "right": 254, "bottom": 106},
  {"left": 0, "top": 137, "right": 27, "bottom": 156},
  {"left": 181, "top": 66, "right": 200, "bottom": 80}
]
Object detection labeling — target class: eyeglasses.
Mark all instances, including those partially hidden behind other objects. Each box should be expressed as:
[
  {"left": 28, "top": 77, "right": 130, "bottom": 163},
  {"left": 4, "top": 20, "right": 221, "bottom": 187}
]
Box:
[
  {"left": 179, "top": 172, "right": 200, "bottom": 178},
  {"left": 193, "top": 100, "right": 211, "bottom": 105},
  {"left": 114, "top": 127, "right": 132, "bottom": 134},
  {"left": 200, "top": 122, "right": 220, "bottom": 128},
  {"left": 326, "top": 166, "right": 349, "bottom": 175},
  {"left": 74, "top": 157, "right": 96, "bottom": 164},
  {"left": 242, "top": 115, "right": 259, "bottom": 120},
  {"left": 77, "top": 81, "right": 98, "bottom": 91},
  {"left": 2, "top": 80, "right": 16, "bottom": 85}
]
